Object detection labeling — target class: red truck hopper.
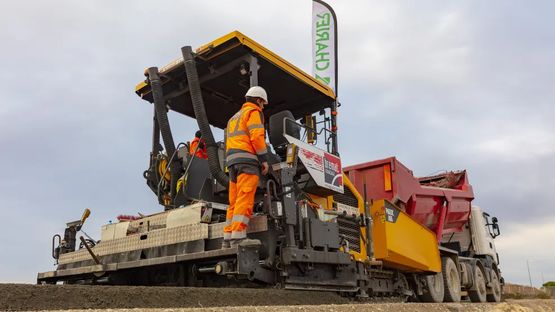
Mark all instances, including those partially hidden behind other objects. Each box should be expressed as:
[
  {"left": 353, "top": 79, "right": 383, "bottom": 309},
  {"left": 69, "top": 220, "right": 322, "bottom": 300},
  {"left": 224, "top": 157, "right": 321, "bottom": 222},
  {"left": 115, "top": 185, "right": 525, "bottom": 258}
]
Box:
[{"left": 344, "top": 157, "right": 474, "bottom": 242}]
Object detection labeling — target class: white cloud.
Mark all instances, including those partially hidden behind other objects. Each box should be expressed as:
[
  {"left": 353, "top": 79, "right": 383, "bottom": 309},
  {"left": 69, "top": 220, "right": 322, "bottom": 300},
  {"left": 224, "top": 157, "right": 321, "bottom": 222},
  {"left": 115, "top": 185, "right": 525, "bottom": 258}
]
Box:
[
  {"left": 338, "top": 2, "right": 471, "bottom": 88},
  {"left": 495, "top": 219, "right": 555, "bottom": 287},
  {"left": 474, "top": 131, "right": 554, "bottom": 160}
]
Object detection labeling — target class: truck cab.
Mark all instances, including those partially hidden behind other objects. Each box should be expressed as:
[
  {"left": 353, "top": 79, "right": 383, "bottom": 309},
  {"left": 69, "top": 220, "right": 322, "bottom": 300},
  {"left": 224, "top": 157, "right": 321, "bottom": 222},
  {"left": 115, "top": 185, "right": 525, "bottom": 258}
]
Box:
[
  {"left": 442, "top": 206, "right": 501, "bottom": 266},
  {"left": 470, "top": 206, "right": 501, "bottom": 263}
]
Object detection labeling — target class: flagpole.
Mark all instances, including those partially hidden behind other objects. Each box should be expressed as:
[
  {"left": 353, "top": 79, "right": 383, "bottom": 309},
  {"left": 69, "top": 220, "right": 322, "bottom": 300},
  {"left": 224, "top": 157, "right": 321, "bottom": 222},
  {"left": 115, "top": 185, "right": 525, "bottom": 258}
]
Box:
[
  {"left": 313, "top": 0, "right": 339, "bottom": 155},
  {"left": 527, "top": 259, "right": 533, "bottom": 287}
]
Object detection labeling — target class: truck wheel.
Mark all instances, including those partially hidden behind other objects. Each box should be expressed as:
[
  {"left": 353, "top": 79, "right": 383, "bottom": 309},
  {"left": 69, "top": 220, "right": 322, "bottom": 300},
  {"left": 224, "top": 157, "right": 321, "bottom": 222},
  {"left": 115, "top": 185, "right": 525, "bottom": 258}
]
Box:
[
  {"left": 394, "top": 273, "right": 411, "bottom": 302},
  {"left": 468, "top": 266, "right": 487, "bottom": 302},
  {"left": 442, "top": 257, "right": 461, "bottom": 302},
  {"left": 487, "top": 269, "right": 502, "bottom": 302},
  {"left": 419, "top": 272, "right": 444, "bottom": 303}
]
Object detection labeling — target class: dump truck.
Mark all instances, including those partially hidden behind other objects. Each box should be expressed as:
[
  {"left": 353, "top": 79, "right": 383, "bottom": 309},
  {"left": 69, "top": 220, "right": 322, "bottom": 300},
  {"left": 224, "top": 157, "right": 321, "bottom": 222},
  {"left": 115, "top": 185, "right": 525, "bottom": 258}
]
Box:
[
  {"left": 38, "top": 31, "right": 503, "bottom": 303},
  {"left": 345, "top": 157, "right": 503, "bottom": 302}
]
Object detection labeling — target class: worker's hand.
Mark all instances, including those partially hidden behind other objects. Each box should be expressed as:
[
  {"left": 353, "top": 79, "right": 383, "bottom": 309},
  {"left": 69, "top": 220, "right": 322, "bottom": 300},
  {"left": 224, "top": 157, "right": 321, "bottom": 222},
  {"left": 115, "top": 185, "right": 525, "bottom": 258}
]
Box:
[{"left": 261, "top": 162, "right": 269, "bottom": 175}]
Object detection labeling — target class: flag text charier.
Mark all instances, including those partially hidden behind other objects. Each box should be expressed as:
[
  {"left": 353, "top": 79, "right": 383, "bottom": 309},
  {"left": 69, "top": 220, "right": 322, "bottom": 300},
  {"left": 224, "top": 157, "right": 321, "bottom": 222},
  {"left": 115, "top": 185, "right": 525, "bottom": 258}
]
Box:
[{"left": 312, "top": 0, "right": 336, "bottom": 93}]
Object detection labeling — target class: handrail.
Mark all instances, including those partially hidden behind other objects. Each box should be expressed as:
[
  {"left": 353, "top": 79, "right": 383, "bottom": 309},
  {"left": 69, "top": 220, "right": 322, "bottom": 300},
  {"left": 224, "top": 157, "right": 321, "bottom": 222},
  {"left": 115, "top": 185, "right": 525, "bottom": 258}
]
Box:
[
  {"left": 52, "top": 234, "right": 61, "bottom": 261},
  {"left": 157, "top": 142, "right": 186, "bottom": 205},
  {"left": 178, "top": 140, "right": 202, "bottom": 199},
  {"left": 282, "top": 117, "right": 337, "bottom": 153}
]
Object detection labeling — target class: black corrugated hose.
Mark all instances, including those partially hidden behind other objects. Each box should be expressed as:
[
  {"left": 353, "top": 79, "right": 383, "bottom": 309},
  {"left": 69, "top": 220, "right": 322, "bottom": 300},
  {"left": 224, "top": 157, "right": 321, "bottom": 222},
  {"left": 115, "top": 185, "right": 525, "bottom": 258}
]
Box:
[
  {"left": 147, "top": 67, "right": 181, "bottom": 205},
  {"left": 181, "top": 46, "right": 229, "bottom": 187}
]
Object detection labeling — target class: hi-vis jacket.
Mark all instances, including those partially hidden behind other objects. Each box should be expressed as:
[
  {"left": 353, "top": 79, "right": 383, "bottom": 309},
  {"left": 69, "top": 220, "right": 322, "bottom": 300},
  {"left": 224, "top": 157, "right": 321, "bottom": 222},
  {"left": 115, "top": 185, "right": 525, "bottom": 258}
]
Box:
[
  {"left": 189, "top": 137, "right": 208, "bottom": 159},
  {"left": 225, "top": 102, "right": 268, "bottom": 167}
]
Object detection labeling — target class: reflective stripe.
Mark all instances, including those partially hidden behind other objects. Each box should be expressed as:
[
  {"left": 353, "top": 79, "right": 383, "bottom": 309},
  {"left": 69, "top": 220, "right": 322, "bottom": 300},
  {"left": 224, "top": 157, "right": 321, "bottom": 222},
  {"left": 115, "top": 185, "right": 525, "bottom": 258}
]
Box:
[
  {"left": 231, "top": 214, "right": 250, "bottom": 225},
  {"left": 228, "top": 107, "right": 257, "bottom": 135},
  {"left": 233, "top": 110, "right": 245, "bottom": 133},
  {"left": 255, "top": 148, "right": 268, "bottom": 156},
  {"left": 229, "top": 111, "right": 241, "bottom": 122},
  {"left": 231, "top": 230, "right": 247, "bottom": 240},
  {"left": 247, "top": 124, "right": 264, "bottom": 131},
  {"left": 226, "top": 152, "right": 258, "bottom": 162},
  {"left": 227, "top": 130, "right": 248, "bottom": 137},
  {"left": 223, "top": 233, "right": 231, "bottom": 240},
  {"left": 227, "top": 148, "right": 253, "bottom": 155},
  {"left": 226, "top": 112, "right": 241, "bottom": 139}
]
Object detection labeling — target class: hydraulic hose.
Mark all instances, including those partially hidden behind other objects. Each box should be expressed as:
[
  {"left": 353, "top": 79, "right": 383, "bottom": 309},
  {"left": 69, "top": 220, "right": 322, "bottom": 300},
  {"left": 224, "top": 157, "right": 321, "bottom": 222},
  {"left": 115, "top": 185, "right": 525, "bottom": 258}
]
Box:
[
  {"left": 147, "top": 67, "right": 180, "bottom": 207},
  {"left": 147, "top": 68, "right": 177, "bottom": 160},
  {"left": 181, "top": 46, "right": 229, "bottom": 187}
]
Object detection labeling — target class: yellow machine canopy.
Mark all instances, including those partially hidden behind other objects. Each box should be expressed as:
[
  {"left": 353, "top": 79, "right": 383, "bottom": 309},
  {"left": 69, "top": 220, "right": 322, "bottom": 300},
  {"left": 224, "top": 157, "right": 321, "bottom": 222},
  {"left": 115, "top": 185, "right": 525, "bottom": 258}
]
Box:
[{"left": 135, "top": 31, "right": 336, "bottom": 129}]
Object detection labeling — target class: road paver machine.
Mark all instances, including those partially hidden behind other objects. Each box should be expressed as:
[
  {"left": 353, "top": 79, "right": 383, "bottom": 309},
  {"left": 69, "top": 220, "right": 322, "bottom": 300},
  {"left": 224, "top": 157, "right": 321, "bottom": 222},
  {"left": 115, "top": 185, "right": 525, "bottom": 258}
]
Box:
[{"left": 38, "top": 32, "right": 502, "bottom": 303}]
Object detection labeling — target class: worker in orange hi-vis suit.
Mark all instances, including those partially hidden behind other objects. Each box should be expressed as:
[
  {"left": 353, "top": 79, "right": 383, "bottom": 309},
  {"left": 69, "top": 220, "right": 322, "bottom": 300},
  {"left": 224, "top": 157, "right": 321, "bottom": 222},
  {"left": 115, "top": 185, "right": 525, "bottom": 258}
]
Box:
[
  {"left": 189, "top": 130, "right": 208, "bottom": 159},
  {"left": 222, "top": 86, "right": 270, "bottom": 248}
]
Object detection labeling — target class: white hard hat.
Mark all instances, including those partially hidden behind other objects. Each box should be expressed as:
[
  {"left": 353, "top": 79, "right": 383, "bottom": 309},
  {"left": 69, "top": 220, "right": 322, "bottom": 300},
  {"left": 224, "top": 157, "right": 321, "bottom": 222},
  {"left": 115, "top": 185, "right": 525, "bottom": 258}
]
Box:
[{"left": 245, "top": 86, "right": 268, "bottom": 103}]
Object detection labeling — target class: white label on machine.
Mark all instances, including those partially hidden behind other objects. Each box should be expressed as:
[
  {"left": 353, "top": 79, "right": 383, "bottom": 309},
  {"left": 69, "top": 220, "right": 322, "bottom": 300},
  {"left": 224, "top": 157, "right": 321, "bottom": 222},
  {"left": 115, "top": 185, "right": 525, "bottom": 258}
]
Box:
[
  {"left": 276, "top": 202, "right": 283, "bottom": 216},
  {"left": 285, "top": 134, "right": 343, "bottom": 193},
  {"left": 336, "top": 203, "right": 359, "bottom": 216},
  {"left": 285, "top": 186, "right": 292, "bottom": 198}
]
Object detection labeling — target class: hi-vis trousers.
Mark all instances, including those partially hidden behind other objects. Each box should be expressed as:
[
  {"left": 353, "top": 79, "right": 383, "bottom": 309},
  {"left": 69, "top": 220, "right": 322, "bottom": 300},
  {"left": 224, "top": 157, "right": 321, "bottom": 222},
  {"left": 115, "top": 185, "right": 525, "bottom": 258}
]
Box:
[{"left": 223, "top": 164, "right": 259, "bottom": 240}]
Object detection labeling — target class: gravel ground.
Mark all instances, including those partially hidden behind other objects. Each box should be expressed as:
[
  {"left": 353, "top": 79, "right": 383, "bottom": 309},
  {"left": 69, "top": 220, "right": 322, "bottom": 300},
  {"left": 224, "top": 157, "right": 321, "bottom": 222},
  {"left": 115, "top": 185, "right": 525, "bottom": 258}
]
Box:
[
  {"left": 44, "top": 300, "right": 555, "bottom": 312},
  {"left": 0, "top": 284, "right": 350, "bottom": 311},
  {"left": 1, "top": 284, "right": 553, "bottom": 311}
]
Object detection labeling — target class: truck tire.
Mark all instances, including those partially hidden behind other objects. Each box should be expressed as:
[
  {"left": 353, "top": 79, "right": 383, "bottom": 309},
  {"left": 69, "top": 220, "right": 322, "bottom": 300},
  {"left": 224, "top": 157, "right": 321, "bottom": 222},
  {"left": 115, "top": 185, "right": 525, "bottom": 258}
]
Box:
[
  {"left": 468, "top": 266, "right": 487, "bottom": 302},
  {"left": 442, "top": 257, "right": 461, "bottom": 302},
  {"left": 487, "top": 269, "right": 502, "bottom": 302},
  {"left": 419, "top": 272, "right": 444, "bottom": 303}
]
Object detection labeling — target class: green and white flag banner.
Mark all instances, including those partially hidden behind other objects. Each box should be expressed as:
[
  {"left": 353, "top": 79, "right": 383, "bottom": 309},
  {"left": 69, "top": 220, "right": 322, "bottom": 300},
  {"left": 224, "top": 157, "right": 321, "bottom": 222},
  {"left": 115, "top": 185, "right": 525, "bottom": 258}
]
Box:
[{"left": 312, "top": 0, "right": 336, "bottom": 94}]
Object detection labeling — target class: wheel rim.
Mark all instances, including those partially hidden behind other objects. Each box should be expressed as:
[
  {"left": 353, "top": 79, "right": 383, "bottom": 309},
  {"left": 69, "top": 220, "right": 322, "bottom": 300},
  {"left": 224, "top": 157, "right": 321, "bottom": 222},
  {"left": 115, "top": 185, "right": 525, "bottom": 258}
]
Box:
[
  {"left": 476, "top": 269, "right": 486, "bottom": 297},
  {"left": 449, "top": 265, "right": 460, "bottom": 293},
  {"left": 492, "top": 273, "right": 501, "bottom": 297},
  {"left": 450, "top": 269, "right": 458, "bottom": 289},
  {"left": 433, "top": 273, "right": 442, "bottom": 293}
]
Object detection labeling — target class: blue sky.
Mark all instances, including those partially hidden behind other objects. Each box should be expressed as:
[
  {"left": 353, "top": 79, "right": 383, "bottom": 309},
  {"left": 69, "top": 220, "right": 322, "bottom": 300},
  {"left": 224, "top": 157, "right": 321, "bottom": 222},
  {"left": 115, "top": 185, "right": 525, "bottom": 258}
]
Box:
[{"left": 0, "top": 1, "right": 554, "bottom": 286}]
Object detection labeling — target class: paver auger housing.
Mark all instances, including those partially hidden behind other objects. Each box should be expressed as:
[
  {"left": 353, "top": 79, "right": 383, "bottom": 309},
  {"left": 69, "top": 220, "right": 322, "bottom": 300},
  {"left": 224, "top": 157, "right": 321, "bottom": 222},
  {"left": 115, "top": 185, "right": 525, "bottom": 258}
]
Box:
[{"left": 38, "top": 32, "right": 502, "bottom": 303}]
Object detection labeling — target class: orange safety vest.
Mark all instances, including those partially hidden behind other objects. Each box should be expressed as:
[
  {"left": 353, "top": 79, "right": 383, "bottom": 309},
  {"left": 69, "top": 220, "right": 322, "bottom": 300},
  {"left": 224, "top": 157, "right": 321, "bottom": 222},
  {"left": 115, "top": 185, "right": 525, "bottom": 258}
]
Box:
[
  {"left": 190, "top": 137, "right": 208, "bottom": 159},
  {"left": 225, "top": 102, "right": 268, "bottom": 167}
]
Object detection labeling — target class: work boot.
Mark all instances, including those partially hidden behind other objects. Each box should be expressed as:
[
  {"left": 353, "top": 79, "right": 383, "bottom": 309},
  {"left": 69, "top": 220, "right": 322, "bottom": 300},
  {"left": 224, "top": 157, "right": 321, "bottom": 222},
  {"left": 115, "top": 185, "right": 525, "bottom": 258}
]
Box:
[
  {"left": 221, "top": 239, "right": 231, "bottom": 249},
  {"left": 231, "top": 238, "right": 261, "bottom": 248}
]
